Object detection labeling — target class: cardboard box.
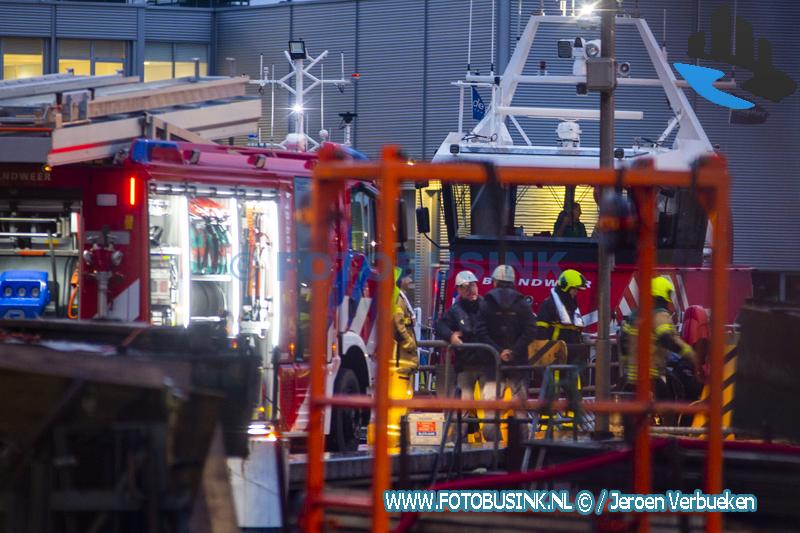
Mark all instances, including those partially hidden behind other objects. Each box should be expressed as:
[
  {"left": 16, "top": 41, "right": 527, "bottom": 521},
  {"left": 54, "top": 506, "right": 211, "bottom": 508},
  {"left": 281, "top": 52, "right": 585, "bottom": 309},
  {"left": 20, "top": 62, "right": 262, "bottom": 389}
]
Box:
[{"left": 406, "top": 412, "right": 445, "bottom": 446}]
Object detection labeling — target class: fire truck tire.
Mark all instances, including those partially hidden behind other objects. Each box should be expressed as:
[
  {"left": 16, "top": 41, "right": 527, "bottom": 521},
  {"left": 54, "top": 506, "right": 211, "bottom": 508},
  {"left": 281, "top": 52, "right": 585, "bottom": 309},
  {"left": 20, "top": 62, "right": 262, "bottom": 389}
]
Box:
[{"left": 328, "top": 368, "right": 361, "bottom": 452}]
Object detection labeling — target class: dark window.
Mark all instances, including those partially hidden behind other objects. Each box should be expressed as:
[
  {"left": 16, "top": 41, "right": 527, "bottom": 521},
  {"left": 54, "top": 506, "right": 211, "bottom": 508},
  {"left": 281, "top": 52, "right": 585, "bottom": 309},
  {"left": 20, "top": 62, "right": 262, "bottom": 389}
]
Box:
[
  {"left": 350, "top": 188, "right": 377, "bottom": 265},
  {"left": 294, "top": 177, "right": 312, "bottom": 359}
]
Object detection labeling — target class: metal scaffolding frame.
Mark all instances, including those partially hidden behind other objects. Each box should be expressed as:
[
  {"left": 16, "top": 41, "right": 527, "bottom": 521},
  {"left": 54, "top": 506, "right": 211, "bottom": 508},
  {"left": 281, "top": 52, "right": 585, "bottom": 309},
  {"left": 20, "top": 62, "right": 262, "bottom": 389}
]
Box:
[
  {"left": 0, "top": 73, "right": 260, "bottom": 166},
  {"left": 305, "top": 147, "right": 730, "bottom": 533}
]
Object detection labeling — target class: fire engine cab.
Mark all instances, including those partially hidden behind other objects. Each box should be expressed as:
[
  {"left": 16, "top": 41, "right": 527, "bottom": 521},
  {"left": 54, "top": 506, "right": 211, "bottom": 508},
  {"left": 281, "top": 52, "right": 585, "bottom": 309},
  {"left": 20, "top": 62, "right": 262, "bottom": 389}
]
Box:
[{"left": 0, "top": 73, "right": 377, "bottom": 451}]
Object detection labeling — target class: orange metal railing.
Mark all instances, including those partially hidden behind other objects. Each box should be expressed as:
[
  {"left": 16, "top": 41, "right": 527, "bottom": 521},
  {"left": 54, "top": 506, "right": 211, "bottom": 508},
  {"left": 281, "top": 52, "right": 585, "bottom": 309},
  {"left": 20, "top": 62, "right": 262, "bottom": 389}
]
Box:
[{"left": 304, "top": 146, "right": 730, "bottom": 533}]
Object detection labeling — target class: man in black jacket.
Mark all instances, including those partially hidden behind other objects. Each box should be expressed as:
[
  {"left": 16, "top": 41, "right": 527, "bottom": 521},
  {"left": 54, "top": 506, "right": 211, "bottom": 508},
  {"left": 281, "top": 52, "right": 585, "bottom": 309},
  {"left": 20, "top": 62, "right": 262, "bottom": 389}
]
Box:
[
  {"left": 535, "top": 269, "right": 588, "bottom": 345},
  {"left": 435, "top": 270, "right": 492, "bottom": 398},
  {"left": 481, "top": 264, "right": 537, "bottom": 441}
]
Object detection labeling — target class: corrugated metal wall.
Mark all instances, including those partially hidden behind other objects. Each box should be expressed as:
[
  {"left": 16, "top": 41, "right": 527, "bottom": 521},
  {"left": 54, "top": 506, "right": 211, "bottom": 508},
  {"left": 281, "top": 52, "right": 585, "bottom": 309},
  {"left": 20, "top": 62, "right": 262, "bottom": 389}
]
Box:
[
  {"left": 146, "top": 8, "right": 213, "bottom": 43},
  {"left": 355, "top": 0, "right": 425, "bottom": 156},
  {"left": 216, "top": 5, "right": 291, "bottom": 143},
  {"left": 0, "top": 3, "right": 52, "bottom": 37},
  {"left": 0, "top": 2, "right": 212, "bottom": 77},
  {"left": 693, "top": 0, "right": 800, "bottom": 270},
  {"left": 216, "top": 0, "right": 799, "bottom": 271},
  {"left": 292, "top": 1, "right": 356, "bottom": 146},
  {"left": 0, "top": 0, "right": 794, "bottom": 270},
  {"left": 424, "top": 0, "right": 492, "bottom": 159},
  {"left": 56, "top": 5, "right": 139, "bottom": 40}
]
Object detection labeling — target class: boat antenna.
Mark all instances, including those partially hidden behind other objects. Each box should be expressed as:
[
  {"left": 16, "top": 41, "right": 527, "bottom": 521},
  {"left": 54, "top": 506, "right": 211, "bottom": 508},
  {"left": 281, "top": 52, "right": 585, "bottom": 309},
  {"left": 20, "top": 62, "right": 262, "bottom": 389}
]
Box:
[
  {"left": 467, "top": 0, "right": 473, "bottom": 72},
  {"left": 490, "top": 0, "right": 496, "bottom": 74},
  {"left": 320, "top": 63, "right": 324, "bottom": 133},
  {"left": 731, "top": 0, "right": 738, "bottom": 81},
  {"left": 517, "top": 0, "right": 522, "bottom": 41},
  {"left": 270, "top": 64, "right": 275, "bottom": 142}
]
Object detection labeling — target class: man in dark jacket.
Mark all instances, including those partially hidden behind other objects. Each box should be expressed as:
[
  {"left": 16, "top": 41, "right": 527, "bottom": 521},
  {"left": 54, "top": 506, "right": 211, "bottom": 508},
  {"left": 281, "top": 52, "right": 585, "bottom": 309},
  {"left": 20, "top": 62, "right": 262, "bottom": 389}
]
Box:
[
  {"left": 481, "top": 264, "right": 537, "bottom": 441},
  {"left": 435, "top": 270, "right": 492, "bottom": 398},
  {"left": 535, "top": 269, "right": 587, "bottom": 345},
  {"left": 534, "top": 269, "right": 588, "bottom": 430}
]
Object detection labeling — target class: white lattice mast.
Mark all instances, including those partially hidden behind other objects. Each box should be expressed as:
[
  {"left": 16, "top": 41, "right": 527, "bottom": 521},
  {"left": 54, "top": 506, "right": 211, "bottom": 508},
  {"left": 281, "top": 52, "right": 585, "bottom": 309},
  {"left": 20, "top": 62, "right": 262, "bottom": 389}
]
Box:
[{"left": 251, "top": 40, "right": 351, "bottom": 152}]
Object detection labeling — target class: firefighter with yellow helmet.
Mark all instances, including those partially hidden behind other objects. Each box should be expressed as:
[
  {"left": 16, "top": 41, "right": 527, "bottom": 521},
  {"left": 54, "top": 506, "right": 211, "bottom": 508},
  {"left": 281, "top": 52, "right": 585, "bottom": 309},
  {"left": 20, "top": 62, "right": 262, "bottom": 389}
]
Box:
[
  {"left": 535, "top": 269, "right": 588, "bottom": 345},
  {"left": 532, "top": 269, "right": 587, "bottom": 430},
  {"left": 620, "top": 276, "right": 698, "bottom": 391}
]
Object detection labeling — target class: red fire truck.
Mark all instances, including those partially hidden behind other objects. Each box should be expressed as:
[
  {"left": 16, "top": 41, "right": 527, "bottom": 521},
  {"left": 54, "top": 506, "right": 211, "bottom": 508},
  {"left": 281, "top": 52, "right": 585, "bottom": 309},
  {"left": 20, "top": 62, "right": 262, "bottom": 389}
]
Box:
[
  {"left": 0, "top": 75, "right": 377, "bottom": 451},
  {"left": 1, "top": 138, "right": 379, "bottom": 451}
]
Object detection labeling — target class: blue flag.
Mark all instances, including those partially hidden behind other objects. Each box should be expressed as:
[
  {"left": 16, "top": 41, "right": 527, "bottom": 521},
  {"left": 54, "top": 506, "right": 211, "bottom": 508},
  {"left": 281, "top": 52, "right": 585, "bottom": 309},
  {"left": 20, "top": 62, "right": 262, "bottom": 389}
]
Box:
[{"left": 472, "top": 86, "right": 486, "bottom": 121}]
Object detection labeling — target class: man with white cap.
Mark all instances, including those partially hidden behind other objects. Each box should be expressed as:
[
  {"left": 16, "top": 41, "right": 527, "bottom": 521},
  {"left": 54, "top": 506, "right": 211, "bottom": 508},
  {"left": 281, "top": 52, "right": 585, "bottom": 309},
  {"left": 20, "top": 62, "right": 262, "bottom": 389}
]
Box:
[
  {"left": 435, "top": 270, "right": 493, "bottom": 427},
  {"left": 481, "top": 264, "right": 537, "bottom": 441}
]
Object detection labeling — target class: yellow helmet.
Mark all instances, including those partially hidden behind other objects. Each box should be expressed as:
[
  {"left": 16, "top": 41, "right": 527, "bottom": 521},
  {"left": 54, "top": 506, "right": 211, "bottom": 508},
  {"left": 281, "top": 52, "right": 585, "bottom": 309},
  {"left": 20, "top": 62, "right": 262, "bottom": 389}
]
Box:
[
  {"left": 651, "top": 276, "right": 675, "bottom": 303},
  {"left": 557, "top": 269, "right": 587, "bottom": 292}
]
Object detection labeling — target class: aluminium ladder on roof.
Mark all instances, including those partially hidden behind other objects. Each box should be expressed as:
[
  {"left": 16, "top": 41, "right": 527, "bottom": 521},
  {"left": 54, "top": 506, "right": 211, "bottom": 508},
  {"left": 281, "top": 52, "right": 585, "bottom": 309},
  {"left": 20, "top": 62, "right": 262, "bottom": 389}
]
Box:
[{"left": 0, "top": 73, "right": 261, "bottom": 166}]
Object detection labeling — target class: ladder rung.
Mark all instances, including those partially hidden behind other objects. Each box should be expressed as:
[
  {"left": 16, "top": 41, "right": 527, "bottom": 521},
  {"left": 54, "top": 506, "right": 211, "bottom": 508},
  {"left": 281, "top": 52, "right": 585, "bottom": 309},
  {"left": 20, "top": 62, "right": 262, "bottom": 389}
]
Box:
[{"left": 317, "top": 490, "right": 373, "bottom": 510}]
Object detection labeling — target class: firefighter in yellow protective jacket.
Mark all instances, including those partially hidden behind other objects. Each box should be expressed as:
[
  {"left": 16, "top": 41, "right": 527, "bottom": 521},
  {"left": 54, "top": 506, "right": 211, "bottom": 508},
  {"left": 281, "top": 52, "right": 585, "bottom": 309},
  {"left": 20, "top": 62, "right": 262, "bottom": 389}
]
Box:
[
  {"left": 620, "top": 276, "right": 698, "bottom": 398},
  {"left": 386, "top": 266, "right": 418, "bottom": 446},
  {"left": 392, "top": 266, "right": 418, "bottom": 374}
]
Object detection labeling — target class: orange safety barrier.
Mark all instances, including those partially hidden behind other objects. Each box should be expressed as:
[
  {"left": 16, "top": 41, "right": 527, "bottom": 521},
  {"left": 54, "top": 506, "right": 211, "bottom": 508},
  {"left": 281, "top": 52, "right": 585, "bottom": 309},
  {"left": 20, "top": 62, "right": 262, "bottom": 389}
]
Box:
[{"left": 304, "top": 146, "right": 730, "bottom": 533}]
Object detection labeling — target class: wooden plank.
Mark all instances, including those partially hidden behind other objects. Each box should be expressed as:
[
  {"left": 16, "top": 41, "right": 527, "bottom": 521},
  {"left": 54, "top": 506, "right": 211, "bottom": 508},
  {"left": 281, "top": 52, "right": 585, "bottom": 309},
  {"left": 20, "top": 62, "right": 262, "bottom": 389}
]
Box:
[
  {"left": 146, "top": 114, "right": 215, "bottom": 145},
  {"left": 46, "top": 98, "right": 259, "bottom": 166},
  {"left": 0, "top": 75, "right": 140, "bottom": 101},
  {"left": 87, "top": 78, "right": 248, "bottom": 119}
]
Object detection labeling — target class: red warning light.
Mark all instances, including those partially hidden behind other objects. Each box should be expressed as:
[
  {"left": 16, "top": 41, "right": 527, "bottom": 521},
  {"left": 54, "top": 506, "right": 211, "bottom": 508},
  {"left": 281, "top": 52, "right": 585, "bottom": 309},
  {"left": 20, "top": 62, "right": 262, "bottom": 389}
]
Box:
[{"left": 129, "top": 176, "right": 137, "bottom": 206}]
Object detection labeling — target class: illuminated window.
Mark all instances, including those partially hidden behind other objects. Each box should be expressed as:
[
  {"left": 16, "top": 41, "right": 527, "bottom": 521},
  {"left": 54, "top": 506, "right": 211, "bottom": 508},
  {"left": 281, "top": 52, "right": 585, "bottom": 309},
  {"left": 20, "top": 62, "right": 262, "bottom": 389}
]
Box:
[
  {"left": 175, "top": 43, "right": 208, "bottom": 77},
  {"left": 58, "top": 39, "right": 126, "bottom": 76},
  {"left": 94, "top": 62, "right": 124, "bottom": 76},
  {"left": 1, "top": 38, "right": 44, "bottom": 80},
  {"left": 145, "top": 42, "right": 208, "bottom": 82},
  {"left": 93, "top": 40, "right": 125, "bottom": 76},
  {"left": 58, "top": 59, "right": 91, "bottom": 76},
  {"left": 513, "top": 185, "right": 599, "bottom": 237},
  {"left": 144, "top": 42, "right": 172, "bottom": 82}
]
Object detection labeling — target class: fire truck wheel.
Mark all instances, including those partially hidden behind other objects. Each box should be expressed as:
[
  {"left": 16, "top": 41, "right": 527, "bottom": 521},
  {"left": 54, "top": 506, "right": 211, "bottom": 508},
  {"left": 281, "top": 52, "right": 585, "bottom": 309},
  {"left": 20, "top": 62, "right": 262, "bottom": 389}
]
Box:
[{"left": 329, "top": 368, "right": 361, "bottom": 452}]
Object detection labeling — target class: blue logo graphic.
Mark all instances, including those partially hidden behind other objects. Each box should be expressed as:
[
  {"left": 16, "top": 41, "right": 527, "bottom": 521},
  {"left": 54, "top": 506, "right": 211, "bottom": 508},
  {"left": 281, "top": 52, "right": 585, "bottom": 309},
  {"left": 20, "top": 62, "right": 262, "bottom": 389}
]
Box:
[
  {"left": 472, "top": 86, "right": 486, "bottom": 121},
  {"left": 676, "top": 4, "right": 796, "bottom": 110},
  {"left": 673, "top": 63, "right": 753, "bottom": 110}
]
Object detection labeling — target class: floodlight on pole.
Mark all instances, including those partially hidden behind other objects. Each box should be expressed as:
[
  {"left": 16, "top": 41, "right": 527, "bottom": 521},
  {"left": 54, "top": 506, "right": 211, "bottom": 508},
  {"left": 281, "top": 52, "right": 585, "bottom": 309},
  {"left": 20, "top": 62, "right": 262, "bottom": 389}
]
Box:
[
  {"left": 578, "top": 1, "right": 598, "bottom": 17},
  {"left": 288, "top": 40, "right": 307, "bottom": 60},
  {"left": 248, "top": 40, "right": 352, "bottom": 151}
]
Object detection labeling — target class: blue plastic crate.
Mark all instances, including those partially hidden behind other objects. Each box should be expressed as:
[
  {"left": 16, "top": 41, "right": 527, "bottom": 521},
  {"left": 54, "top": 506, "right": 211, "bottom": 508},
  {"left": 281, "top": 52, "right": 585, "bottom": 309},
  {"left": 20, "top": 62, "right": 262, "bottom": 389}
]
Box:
[{"left": 0, "top": 270, "right": 50, "bottom": 319}]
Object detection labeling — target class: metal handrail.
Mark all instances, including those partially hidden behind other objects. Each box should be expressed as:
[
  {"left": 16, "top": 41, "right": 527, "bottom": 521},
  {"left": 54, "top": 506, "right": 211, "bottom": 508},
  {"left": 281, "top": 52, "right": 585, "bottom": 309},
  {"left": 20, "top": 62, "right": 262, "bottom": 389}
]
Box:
[{"left": 418, "top": 340, "right": 505, "bottom": 467}]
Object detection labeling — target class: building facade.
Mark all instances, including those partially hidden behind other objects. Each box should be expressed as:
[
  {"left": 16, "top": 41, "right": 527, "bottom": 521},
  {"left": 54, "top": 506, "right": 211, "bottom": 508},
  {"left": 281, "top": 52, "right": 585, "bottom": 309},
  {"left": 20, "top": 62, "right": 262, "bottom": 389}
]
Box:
[
  {"left": 0, "top": 1, "right": 213, "bottom": 82},
  {"left": 1, "top": 0, "right": 798, "bottom": 292}
]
